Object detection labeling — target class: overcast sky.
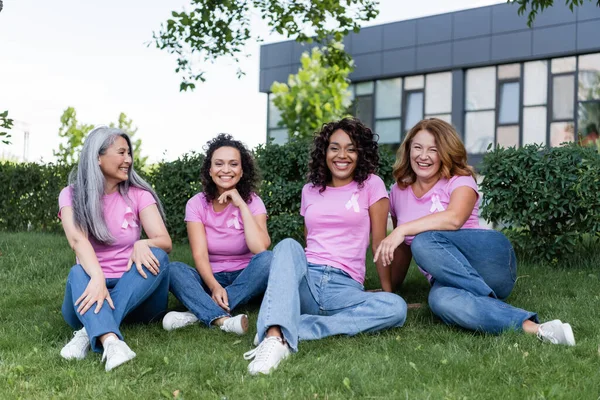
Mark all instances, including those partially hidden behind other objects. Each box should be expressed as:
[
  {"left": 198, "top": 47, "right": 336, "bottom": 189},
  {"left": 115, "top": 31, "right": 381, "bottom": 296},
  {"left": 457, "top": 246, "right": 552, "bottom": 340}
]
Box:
[{"left": 0, "top": 0, "right": 503, "bottom": 163}]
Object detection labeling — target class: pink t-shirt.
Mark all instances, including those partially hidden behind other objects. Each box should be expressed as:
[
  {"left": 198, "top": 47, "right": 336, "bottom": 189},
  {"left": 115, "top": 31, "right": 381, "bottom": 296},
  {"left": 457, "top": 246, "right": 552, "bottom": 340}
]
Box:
[
  {"left": 301, "top": 174, "right": 388, "bottom": 284},
  {"left": 389, "top": 175, "right": 482, "bottom": 246},
  {"left": 58, "top": 186, "right": 157, "bottom": 279},
  {"left": 185, "top": 192, "right": 267, "bottom": 273}
]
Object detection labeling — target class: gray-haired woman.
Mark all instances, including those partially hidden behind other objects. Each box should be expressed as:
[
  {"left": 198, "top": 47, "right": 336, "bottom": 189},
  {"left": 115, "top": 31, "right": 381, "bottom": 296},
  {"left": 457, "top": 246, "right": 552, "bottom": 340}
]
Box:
[{"left": 58, "top": 127, "right": 172, "bottom": 371}]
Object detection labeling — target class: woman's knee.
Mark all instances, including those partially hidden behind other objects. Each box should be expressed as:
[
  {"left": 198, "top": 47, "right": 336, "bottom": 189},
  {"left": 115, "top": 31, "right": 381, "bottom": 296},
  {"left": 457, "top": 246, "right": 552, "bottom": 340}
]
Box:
[
  {"left": 373, "top": 292, "right": 407, "bottom": 327},
  {"left": 410, "top": 231, "right": 437, "bottom": 260},
  {"left": 273, "top": 238, "right": 303, "bottom": 254},
  {"left": 150, "top": 247, "right": 170, "bottom": 267},
  {"left": 67, "top": 264, "right": 87, "bottom": 281}
]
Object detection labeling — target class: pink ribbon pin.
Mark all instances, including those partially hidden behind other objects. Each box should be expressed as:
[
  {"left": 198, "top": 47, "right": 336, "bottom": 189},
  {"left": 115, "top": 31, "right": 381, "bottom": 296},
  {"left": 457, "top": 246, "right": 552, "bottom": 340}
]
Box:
[
  {"left": 345, "top": 193, "right": 360, "bottom": 213},
  {"left": 429, "top": 194, "right": 445, "bottom": 213},
  {"left": 226, "top": 210, "right": 241, "bottom": 229},
  {"left": 121, "top": 207, "right": 138, "bottom": 229}
]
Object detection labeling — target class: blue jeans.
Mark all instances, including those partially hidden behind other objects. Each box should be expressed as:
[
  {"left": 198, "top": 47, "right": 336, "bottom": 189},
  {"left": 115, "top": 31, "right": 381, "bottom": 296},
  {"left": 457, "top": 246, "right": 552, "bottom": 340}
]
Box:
[
  {"left": 168, "top": 250, "right": 272, "bottom": 327},
  {"left": 411, "top": 230, "right": 538, "bottom": 334},
  {"left": 62, "top": 247, "right": 170, "bottom": 353},
  {"left": 257, "top": 239, "right": 407, "bottom": 352}
]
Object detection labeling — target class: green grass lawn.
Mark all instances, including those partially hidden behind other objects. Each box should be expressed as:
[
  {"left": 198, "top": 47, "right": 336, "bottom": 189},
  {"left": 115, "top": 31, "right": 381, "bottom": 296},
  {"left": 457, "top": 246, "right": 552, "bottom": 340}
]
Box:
[{"left": 0, "top": 232, "right": 598, "bottom": 399}]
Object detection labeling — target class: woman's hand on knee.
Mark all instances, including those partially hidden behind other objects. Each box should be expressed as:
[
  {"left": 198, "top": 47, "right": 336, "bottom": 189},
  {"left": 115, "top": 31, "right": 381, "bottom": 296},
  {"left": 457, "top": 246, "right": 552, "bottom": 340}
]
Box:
[
  {"left": 374, "top": 228, "right": 405, "bottom": 267},
  {"left": 211, "top": 284, "right": 230, "bottom": 312},
  {"left": 127, "top": 240, "right": 161, "bottom": 279},
  {"left": 75, "top": 278, "right": 115, "bottom": 315}
]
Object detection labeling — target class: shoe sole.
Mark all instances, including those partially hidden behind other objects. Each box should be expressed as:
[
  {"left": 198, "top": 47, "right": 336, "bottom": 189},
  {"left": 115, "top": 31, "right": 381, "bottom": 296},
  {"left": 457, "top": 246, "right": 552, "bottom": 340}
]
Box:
[
  {"left": 241, "top": 315, "right": 249, "bottom": 334},
  {"left": 562, "top": 323, "right": 576, "bottom": 346}
]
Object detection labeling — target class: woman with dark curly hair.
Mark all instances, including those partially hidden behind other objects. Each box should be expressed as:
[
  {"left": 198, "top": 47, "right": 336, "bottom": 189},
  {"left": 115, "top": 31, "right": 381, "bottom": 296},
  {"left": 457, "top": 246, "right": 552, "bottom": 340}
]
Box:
[
  {"left": 162, "top": 134, "right": 272, "bottom": 335},
  {"left": 243, "top": 117, "right": 407, "bottom": 375}
]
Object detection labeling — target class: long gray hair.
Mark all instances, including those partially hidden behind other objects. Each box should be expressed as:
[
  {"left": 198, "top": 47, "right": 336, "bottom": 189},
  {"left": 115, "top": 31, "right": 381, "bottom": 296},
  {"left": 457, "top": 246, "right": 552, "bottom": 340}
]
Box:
[{"left": 68, "top": 126, "right": 165, "bottom": 245}]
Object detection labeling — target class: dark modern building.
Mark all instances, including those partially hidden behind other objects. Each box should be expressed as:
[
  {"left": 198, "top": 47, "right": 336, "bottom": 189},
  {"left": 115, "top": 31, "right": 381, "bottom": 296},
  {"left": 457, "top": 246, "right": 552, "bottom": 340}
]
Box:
[{"left": 259, "top": 2, "right": 600, "bottom": 164}]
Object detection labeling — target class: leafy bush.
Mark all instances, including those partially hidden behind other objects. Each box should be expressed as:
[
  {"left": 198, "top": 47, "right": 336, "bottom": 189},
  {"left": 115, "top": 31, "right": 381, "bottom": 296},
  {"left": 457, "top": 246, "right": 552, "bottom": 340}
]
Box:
[
  {"left": 0, "top": 161, "right": 72, "bottom": 232},
  {"left": 145, "top": 152, "right": 204, "bottom": 243},
  {"left": 1, "top": 141, "right": 398, "bottom": 247},
  {"left": 479, "top": 143, "right": 600, "bottom": 262}
]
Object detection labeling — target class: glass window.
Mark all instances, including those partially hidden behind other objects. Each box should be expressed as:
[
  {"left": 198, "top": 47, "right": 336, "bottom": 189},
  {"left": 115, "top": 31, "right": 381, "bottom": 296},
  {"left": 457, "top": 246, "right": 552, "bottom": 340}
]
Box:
[
  {"left": 498, "top": 82, "right": 520, "bottom": 124},
  {"left": 551, "top": 56, "right": 576, "bottom": 74},
  {"left": 404, "top": 75, "right": 424, "bottom": 90},
  {"left": 552, "top": 75, "right": 574, "bottom": 120},
  {"left": 355, "top": 81, "right": 374, "bottom": 96},
  {"left": 269, "top": 129, "right": 288, "bottom": 145},
  {"left": 498, "top": 63, "right": 520, "bottom": 79},
  {"left": 425, "top": 114, "right": 452, "bottom": 123},
  {"left": 550, "top": 121, "right": 574, "bottom": 147},
  {"left": 466, "top": 67, "right": 496, "bottom": 111},
  {"left": 524, "top": 61, "right": 548, "bottom": 106},
  {"left": 349, "top": 84, "right": 356, "bottom": 102},
  {"left": 496, "top": 125, "right": 519, "bottom": 148},
  {"left": 405, "top": 92, "right": 424, "bottom": 131},
  {"left": 523, "top": 106, "right": 547, "bottom": 146},
  {"left": 375, "top": 78, "right": 402, "bottom": 118},
  {"left": 577, "top": 102, "right": 600, "bottom": 145},
  {"left": 375, "top": 119, "right": 402, "bottom": 144},
  {"left": 425, "top": 72, "right": 452, "bottom": 115},
  {"left": 268, "top": 96, "right": 282, "bottom": 129},
  {"left": 465, "top": 111, "right": 495, "bottom": 154},
  {"left": 578, "top": 53, "right": 600, "bottom": 101},
  {"left": 354, "top": 96, "right": 374, "bottom": 128}
]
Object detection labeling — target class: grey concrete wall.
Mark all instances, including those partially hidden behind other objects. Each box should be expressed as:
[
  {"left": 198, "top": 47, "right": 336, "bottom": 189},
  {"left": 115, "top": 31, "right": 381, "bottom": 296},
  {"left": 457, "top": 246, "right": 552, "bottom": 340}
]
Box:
[{"left": 259, "top": 2, "right": 600, "bottom": 92}]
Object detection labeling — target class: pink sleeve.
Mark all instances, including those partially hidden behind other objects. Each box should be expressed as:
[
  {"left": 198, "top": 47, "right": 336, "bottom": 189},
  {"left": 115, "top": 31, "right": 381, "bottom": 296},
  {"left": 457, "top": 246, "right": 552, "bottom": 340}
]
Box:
[
  {"left": 248, "top": 194, "right": 267, "bottom": 216},
  {"left": 366, "top": 175, "right": 388, "bottom": 207},
  {"left": 300, "top": 184, "right": 310, "bottom": 217},
  {"left": 389, "top": 184, "right": 397, "bottom": 218},
  {"left": 57, "top": 186, "right": 73, "bottom": 219},
  {"left": 448, "top": 175, "right": 479, "bottom": 199},
  {"left": 185, "top": 193, "right": 206, "bottom": 223},
  {"left": 136, "top": 189, "right": 157, "bottom": 212}
]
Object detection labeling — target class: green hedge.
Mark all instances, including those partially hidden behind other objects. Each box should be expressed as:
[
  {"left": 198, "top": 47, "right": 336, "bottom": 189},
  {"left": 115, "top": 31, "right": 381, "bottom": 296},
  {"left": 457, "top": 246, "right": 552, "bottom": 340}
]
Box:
[
  {"left": 0, "top": 141, "right": 397, "bottom": 246},
  {"left": 480, "top": 143, "right": 600, "bottom": 262}
]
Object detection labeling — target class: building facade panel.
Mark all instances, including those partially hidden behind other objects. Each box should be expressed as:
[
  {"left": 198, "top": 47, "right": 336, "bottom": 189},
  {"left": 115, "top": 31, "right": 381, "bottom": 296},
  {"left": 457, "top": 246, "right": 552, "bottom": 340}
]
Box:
[
  {"left": 349, "top": 26, "right": 383, "bottom": 54},
  {"left": 452, "top": 7, "right": 492, "bottom": 40},
  {"left": 491, "top": 4, "right": 530, "bottom": 34},
  {"left": 453, "top": 36, "right": 492, "bottom": 66},
  {"left": 532, "top": 24, "right": 577, "bottom": 57},
  {"left": 382, "top": 47, "right": 417, "bottom": 76},
  {"left": 263, "top": 42, "right": 293, "bottom": 68},
  {"left": 350, "top": 53, "right": 383, "bottom": 80},
  {"left": 382, "top": 20, "right": 417, "bottom": 50},
  {"left": 533, "top": 4, "right": 577, "bottom": 27},
  {"left": 577, "top": 19, "right": 600, "bottom": 51},
  {"left": 577, "top": 1, "right": 600, "bottom": 21},
  {"left": 417, "top": 14, "right": 453, "bottom": 45},
  {"left": 491, "top": 31, "right": 532, "bottom": 62},
  {"left": 416, "top": 42, "right": 452, "bottom": 70}
]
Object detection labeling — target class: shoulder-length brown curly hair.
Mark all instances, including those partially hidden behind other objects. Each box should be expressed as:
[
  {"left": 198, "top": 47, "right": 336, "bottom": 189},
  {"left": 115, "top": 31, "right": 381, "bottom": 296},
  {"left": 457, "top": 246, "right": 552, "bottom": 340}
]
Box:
[
  {"left": 308, "top": 117, "right": 379, "bottom": 192},
  {"left": 392, "top": 118, "right": 474, "bottom": 189},
  {"left": 200, "top": 133, "right": 259, "bottom": 203}
]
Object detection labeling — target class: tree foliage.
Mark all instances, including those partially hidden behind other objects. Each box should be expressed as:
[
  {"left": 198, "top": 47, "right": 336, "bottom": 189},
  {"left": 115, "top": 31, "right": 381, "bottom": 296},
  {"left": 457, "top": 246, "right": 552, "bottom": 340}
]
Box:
[
  {"left": 54, "top": 107, "right": 147, "bottom": 168},
  {"left": 1, "top": 110, "right": 13, "bottom": 145},
  {"left": 508, "top": 0, "right": 600, "bottom": 26},
  {"left": 270, "top": 43, "right": 352, "bottom": 139},
  {"left": 153, "top": 0, "right": 378, "bottom": 91}
]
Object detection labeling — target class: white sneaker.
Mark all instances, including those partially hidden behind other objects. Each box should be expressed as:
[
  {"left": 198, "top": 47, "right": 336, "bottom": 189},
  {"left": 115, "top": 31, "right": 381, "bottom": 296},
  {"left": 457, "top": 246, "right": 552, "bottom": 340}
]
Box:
[
  {"left": 60, "top": 328, "right": 90, "bottom": 360},
  {"left": 101, "top": 337, "right": 136, "bottom": 371},
  {"left": 244, "top": 336, "right": 291, "bottom": 375},
  {"left": 162, "top": 311, "right": 199, "bottom": 331},
  {"left": 537, "top": 319, "right": 576, "bottom": 346},
  {"left": 220, "top": 314, "right": 248, "bottom": 335},
  {"left": 253, "top": 333, "right": 259, "bottom": 346}
]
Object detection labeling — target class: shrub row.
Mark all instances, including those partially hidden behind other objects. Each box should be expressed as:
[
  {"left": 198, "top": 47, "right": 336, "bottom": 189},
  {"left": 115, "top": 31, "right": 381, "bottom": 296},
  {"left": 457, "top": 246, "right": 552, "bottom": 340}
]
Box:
[
  {"left": 3, "top": 141, "right": 597, "bottom": 260},
  {"left": 480, "top": 143, "right": 600, "bottom": 262}
]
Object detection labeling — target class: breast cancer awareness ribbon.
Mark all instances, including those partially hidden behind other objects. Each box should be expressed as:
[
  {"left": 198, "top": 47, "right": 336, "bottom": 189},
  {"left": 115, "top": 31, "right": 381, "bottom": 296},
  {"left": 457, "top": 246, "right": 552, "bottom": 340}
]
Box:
[
  {"left": 345, "top": 192, "right": 360, "bottom": 213},
  {"left": 226, "top": 210, "right": 241, "bottom": 229},
  {"left": 429, "top": 194, "right": 445, "bottom": 213},
  {"left": 121, "top": 207, "right": 138, "bottom": 229}
]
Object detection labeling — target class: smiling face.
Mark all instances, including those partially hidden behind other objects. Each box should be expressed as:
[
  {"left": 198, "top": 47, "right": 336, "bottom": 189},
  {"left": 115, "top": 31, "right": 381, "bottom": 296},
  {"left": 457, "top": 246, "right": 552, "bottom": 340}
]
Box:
[
  {"left": 209, "top": 146, "right": 243, "bottom": 193},
  {"left": 410, "top": 129, "right": 442, "bottom": 183},
  {"left": 326, "top": 129, "right": 358, "bottom": 187},
  {"left": 98, "top": 136, "right": 131, "bottom": 188}
]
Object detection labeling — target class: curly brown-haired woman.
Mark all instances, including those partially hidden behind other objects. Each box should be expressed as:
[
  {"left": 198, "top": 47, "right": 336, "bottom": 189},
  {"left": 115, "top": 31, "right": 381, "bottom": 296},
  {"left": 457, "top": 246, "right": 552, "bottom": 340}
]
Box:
[{"left": 243, "top": 117, "right": 407, "bottom": 375}]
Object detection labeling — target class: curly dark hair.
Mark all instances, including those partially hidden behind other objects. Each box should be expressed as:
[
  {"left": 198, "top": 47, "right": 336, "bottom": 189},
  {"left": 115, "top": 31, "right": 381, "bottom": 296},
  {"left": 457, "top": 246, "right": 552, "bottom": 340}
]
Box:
[
  {"left": 200, "top": 133, "right": 259, "bottom": 203},
  {"left": 308, "top": 117, "right": 380, "bottom": 192}
]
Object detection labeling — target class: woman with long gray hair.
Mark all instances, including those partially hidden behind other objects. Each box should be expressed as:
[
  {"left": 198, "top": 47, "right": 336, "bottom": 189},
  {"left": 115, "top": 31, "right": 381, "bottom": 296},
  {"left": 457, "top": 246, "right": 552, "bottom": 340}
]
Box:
[{"left": 58, "top": 126, "right": 172, "bottom": 371}]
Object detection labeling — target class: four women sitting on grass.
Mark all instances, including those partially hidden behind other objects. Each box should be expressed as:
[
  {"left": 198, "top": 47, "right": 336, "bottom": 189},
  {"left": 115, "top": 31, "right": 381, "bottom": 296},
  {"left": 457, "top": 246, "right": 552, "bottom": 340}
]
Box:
[{"left": 57, "top": 118, "right": 575, "bottom": 374}]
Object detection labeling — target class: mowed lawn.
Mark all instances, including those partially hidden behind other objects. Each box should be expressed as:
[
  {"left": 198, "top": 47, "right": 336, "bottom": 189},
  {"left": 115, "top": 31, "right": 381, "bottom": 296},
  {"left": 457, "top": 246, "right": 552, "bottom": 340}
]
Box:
[{"left": 0, "top": 232, "right": 598, "bottom": 399}]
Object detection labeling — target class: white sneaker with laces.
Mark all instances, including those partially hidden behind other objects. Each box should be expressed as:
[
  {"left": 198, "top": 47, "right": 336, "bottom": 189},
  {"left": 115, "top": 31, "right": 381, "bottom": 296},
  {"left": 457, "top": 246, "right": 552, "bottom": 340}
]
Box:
[
  {"left": 60, "top": 328, "right": 90, "bottom": 360},
  {"left": 244, "top": 336, "right": 291, "bottom": 375},
  {"left": 537, "top": 319, "right": 576, "bottom": 346},
  {"left": 220, "top": 314, "right": 248, "bottom": 335},
  {"left": 162, "top": 311, "right": 199, "bottom": 331},
  {"left": 102, "top": 336, "right": 137, "bottom": 372}
]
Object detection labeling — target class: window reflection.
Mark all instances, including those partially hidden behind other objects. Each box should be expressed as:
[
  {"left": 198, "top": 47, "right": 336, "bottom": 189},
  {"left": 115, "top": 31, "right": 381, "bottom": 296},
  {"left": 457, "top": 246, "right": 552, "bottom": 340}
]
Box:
[
  {"left": 499, "top": 82, "right": 520, "bottom": 124},
  {"left": 405, "top": 92, "right": 424, "bottom": 132},
  {"left": 550, "top": 122, "right": 574, "bottom": 147}
]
